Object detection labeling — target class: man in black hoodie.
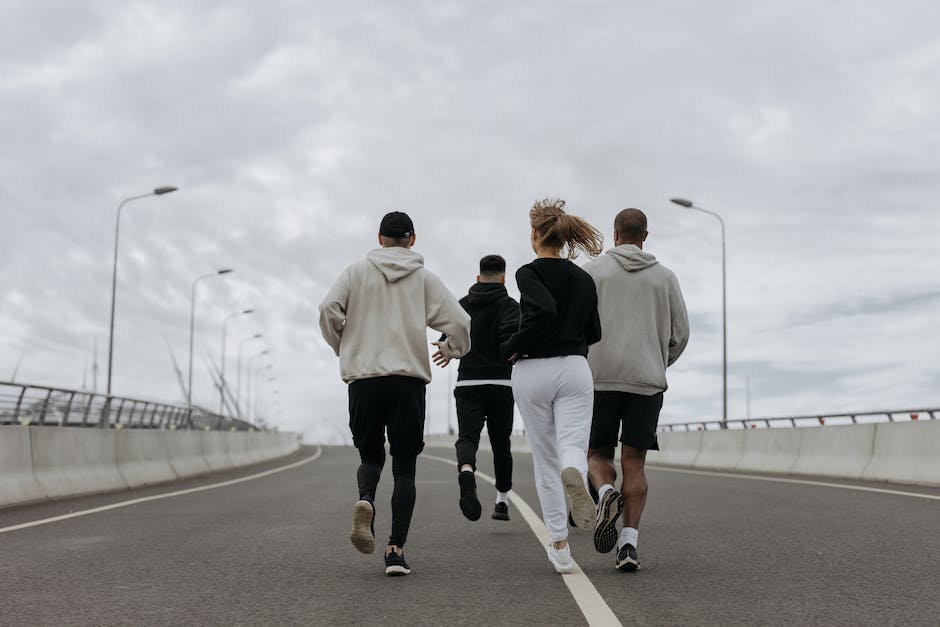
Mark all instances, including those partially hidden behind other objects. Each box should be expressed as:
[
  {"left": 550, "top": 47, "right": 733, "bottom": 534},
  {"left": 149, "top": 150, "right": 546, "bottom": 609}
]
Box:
[{"left": 433, "top": 255, "right": 520, "bottom": 521}]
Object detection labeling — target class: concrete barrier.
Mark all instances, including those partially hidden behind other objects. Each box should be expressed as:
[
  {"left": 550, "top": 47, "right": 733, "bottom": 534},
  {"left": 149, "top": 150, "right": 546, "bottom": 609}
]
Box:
[
  {"left": 736, "top": 428, "right": 803, "bottom": 474},
  {"left": 652, "top": 431, "right": 702, "bottom": 466},
  {"left": 692, "top": 429, "right": 746, "bottom": 470},
  {"left": 166, "top": 431, "right": 212, "bottom": 478},
  {"left": 117, "top": 430, "right": 178, "bottom": 488},
  {"left": 791, "top": 423, "right": 875, "bottom": 480},
  {"left": 31, "top": 427, "right": 128, "bottom": 499},
  {"left": 200, "top": 431, "right": 235, "bottom": 471},
  {"left": 0, "top": 427, "right": 44, "bottom": 507},
  {"left": 862, "top": 420, "right": 940, "bottom": 485},
  {"left": 0, "top": 428, "right": 300, "bottom": 510}
]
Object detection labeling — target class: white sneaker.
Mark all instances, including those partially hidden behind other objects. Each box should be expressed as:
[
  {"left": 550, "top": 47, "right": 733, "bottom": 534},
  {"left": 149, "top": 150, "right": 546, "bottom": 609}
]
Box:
[{"left": 546, "top": 543, "right": 576, "bottom": 574}]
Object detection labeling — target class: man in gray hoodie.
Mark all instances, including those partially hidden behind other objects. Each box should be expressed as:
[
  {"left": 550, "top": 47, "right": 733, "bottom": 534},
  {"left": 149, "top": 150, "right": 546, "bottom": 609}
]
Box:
[
  {"left": 319, "top": 211, "right": 471, "bottom": 576},
  {"left": 583, "top": 208, "right": 689, "bottom": 572}
]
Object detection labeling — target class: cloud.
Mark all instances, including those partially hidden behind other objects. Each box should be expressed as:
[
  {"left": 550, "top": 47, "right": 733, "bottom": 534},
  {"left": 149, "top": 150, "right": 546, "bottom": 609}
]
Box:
[{"left": 2, "top": 1, "right": 939, "bottom": 441}]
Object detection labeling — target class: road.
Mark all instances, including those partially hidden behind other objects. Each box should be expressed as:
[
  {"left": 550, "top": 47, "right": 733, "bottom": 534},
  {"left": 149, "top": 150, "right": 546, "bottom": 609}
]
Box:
[{"left": 1, "top": 445, "right": 938, "bottom": 626}]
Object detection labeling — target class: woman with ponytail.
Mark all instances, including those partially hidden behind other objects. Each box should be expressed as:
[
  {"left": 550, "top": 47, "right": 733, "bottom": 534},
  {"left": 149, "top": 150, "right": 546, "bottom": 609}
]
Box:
[{"left": 500, "top": 198, "right": 604, "bottom": 574}]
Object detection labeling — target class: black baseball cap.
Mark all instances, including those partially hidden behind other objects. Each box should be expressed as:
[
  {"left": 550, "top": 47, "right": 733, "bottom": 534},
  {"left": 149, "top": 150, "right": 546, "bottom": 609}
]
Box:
[{"left": 379, "top": 211, "right": 415, "bottom": 238}]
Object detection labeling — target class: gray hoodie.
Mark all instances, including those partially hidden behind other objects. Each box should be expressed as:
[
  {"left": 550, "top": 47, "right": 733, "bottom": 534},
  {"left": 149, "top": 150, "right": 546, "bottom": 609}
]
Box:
[
  {"left": 583, "top": 244, "right": 689, "bottom": 395},
  {"left": 319, "top": 247, "right": 471, "bottom": 383}
]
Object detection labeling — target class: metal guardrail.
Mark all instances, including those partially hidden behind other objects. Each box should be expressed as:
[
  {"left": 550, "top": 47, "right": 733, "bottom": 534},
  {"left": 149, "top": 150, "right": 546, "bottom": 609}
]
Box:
[
  {"left": 0, "top": 381, "right": 258, "bottom": 431},
  {"left": 660, "top": 408, "right": 938, "bottom": 432}
]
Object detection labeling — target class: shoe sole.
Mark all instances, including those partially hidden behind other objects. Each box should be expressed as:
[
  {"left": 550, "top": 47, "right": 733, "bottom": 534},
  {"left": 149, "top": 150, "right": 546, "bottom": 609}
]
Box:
[
  {"left": 593, "top": 491, "right": 623, "bottom": 553},
  {"left": 350, "top": 500, "right": 375, "bottom": 555},
  {"left": 561, "top": 467, "right": 594, "bottom": 532},
  {"left": 385, "top": 565, "right": 411, "bottom": 576},
  {"left": 616, "top": 560, "right": 640, "bottom": 573},
  {"left": 615, "top": 555, "right": 640, "bottom": 572},
  {"left": 491, "top": 512, "right": 510, "bottom": 521}
]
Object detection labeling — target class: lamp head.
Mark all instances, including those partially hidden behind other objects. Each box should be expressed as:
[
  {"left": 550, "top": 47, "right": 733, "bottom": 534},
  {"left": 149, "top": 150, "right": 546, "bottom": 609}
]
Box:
[
  {"left": 242, "top": 309, "right": 255, "bottom": 315},
  {"left": 670, "top": 198, "right": 694, "bottom": 208},
  {"left": 154, "top": 186, "right": 178, "bottom": 195},
  {"left": 217, "top": 268, "right": 234, "bottom": 275}
]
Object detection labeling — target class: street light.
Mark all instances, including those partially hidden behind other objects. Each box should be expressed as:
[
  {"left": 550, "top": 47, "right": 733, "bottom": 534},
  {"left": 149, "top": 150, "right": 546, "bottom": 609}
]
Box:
[
  {"left": 256, "top": 375, "right": 276, "bottom": 423},
  {"left": 220, "top": 308, "right": 255, "bottom": 413},
  {"left": 245, "top": 352, "right": 270, "bottom": 420},
  {"left": 671, "top": 197, "right": 728, "bottom": 425},
  {"left": 188, "top": 268, "right": 234, "bottom": 408},
  {"left": 106, "top": 186, "right": 178, "bottom": 395},
  {"left": 236, "top": 334, "right": 263, "bottom": 417}
]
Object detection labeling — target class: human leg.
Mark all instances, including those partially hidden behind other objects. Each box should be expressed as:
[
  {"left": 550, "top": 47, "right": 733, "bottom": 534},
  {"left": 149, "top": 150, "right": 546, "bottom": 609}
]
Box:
[
  {"left": 385, "top": 377, "right": 426, "bottom": 561},
  {"left": 485, "top": 386, "right": 515, "bottom": 494},
  {"left": 512, "top": 359, "right": 569, "bottom": 545},
  {"left": 348, "top": 378, "right": 388, "bottom": 554},
  {"left": 454, "top": 386, "right": 484, "bottom": 520},
  {"left": 553, "top": 356, "right": 595, "bottom": 532}
]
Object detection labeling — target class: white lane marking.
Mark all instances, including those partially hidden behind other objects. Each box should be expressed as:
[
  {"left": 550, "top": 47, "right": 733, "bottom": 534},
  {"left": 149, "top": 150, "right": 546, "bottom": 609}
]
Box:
[
  {"left": 0, "top": 447, "right": 323, "bottom": 535},
  {"left": 424, "top": 453, "right": 622, "bottom": 627},
  {"left": 648, "top": 465, "right": 940, "bottom": 501}
]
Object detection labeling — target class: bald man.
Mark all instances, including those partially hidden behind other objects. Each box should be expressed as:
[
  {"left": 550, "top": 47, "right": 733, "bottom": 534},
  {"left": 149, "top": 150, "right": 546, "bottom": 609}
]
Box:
[{"left": 583, "top": 208, "right": 689, "bottom": 572}]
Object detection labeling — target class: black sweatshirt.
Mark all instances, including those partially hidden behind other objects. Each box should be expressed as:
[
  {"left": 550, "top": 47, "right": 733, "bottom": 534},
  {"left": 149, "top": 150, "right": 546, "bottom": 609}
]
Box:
[
  {"left": 442, "top": 282, "right": 520, "bottom": 380},
  {"left": 499, "top": 258, "right": 601, "bottom": 360}
]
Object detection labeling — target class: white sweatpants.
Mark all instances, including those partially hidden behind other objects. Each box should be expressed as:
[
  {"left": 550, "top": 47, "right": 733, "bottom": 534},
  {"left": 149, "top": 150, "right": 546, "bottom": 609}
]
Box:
[{"left": 512, "top": 355, "right": 594, "bottom": 542}]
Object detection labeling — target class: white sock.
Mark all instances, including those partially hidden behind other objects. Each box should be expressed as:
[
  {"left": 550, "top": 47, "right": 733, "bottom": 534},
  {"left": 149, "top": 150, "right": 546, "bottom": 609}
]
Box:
[
  {"left": 598, "top": 484, "right": 614, "bottom": 500},
  {"left": 495, "top": 491, "right": 509, "bottom": 504},
  {"left": 620, "top": 527, "right": 638, "bottom": 549},
  {"left": 460, "top": 464, "right": 474, "bottom": 474}
]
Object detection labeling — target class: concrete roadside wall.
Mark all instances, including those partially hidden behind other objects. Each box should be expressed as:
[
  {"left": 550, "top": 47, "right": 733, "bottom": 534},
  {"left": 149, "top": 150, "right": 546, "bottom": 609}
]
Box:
[
  {"left": 651, "top": 421, "right": 940, "bottom": 487},
  {"left": 0, "top": 426, "right": 300, "bottom": 510}
]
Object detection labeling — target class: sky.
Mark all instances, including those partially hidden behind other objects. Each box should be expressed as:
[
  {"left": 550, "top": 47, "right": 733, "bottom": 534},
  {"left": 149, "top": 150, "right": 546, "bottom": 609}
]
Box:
[{"left": 2, "top": 1, "right": 938, "bottom": 443}]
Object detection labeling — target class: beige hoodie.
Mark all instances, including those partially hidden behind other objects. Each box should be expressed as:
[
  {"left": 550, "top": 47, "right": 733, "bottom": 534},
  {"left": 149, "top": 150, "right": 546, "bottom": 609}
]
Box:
[
  {"left": 583, "top": 245, "right": 689, "bottom": 395},
  {"left": 319, "top": 247, "right": 471, "bottom": 383}
]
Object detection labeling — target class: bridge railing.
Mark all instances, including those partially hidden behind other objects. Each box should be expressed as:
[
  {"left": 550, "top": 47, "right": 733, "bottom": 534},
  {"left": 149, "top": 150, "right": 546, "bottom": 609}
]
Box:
[
  {"left": 660, "top": 408, "right": 938, "bottom": 432},
  {"left": 0, "top": 381, "right": 257, "bottom": 431}
]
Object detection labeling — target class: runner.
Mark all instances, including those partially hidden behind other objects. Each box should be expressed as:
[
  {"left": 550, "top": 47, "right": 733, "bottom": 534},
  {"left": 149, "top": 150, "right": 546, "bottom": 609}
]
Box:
[
  {"left": 499, "top": 198, "right": 604, "bottom": 574},
  {"left": 432, "top": 255, "right": 520, "bottom": 522},
  {"left": 584, "top": 208, "right": 689, "bottom": 571},
  {"left": 318, "top": 211, "right": 470, "bottom": 576}
]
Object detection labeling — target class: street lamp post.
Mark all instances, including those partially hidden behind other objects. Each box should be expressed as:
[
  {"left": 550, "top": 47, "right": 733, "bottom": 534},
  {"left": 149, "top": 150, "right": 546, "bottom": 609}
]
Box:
[
  {"left": 106, "top": 186, "right": 178, "bottom": 396},
  {"left": 220, "top": 309, "right": 255, "bottom": 413},
  {"left": 671, "top": 197, "right": 728, "bottom": 426},
  {"left": 245, "top": 351, "right": 270, "bottom": 421},
  {"left": 236, "top": 334, "right": 263, "bottom": 418},
  {"left": 188, "top": 268, "right": 234, "bottom": 408}
]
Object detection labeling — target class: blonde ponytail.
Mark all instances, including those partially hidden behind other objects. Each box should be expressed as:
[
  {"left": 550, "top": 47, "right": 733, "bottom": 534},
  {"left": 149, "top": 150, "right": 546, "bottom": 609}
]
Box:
[{"left": 529, "top": 198, "right": 604, "bottom": 259}]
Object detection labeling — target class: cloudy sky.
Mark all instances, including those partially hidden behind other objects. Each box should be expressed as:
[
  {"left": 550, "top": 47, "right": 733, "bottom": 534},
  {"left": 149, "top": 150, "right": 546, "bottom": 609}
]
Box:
[{"left": 2, "top": 1, "right": 938, "bottom": 442}]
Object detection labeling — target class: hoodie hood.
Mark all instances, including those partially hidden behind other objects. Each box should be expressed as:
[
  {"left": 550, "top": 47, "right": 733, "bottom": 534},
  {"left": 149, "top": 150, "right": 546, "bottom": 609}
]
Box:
[
  {"left": 366, "top": 247, "right": 425, "bottom": 283},
  {"left": 606, "top": 244, "right": 658, "bottom": 272},
  {"left": 465, "top": 282, "right": 508, "bottom": 307}
]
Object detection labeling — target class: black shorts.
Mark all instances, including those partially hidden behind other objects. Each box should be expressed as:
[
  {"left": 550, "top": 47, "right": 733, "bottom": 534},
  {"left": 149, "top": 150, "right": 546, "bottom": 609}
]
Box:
[
  {"left": 348, "top": 376, "right": 426, "bottom": 457},
  {"left": 589, "top": 390, "right": 663, "bottom": 451}
]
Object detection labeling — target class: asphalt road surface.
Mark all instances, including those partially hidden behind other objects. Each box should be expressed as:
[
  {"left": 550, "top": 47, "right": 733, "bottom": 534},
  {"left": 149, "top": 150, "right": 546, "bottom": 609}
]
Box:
[{"left": 2, "top": 444, "right": 938, "bottom": 626}]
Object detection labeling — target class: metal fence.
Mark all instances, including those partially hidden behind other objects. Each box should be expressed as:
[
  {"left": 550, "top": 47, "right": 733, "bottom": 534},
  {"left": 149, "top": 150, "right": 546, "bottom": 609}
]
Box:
[
  {"left": 0, "top": 381, "right": 258, "bottom": 431},
  {"left": 660, "top": 408, "right": 938, "bottom": 432}
]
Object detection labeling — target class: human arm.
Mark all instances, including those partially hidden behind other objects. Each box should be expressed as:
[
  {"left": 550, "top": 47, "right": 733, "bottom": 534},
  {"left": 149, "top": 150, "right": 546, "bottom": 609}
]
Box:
[
  {"left": 426, "top": 276, "right": 471, "bottom": 359},
  {"left": 499, "top": 266, "right": 556, "bottom": 359},
  {"left": 666, "top": 274, "right": 690, "bottom": 366},
  {"left": 318, "top": 269, "right": 351, "bottom": 356}
]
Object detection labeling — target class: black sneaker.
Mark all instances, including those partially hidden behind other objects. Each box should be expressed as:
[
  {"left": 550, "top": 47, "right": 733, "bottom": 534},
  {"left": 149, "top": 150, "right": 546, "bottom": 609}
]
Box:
[
  {"left": 615, "top": 543, "right": 640, "bottom": 572},
  {"left": 384, "top": 548, "right": 411, "bottom": 576},
  {"left": 350, "top": 500, "right": 375, "bottom": 554},
  {"left": 458, "top": 471, "right": 482, "bottom": 521},
  {"left": 593, "top": 489, "right": 624, "bottom": 554},
  {"left": 491, "top": 502, "right": 510, "bottom": 521}
]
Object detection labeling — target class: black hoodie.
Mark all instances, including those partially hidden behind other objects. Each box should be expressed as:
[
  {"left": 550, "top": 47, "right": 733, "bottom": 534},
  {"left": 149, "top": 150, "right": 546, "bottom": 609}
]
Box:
[{"left": 445, "top": 282, "right": 520, "bottom": 381}]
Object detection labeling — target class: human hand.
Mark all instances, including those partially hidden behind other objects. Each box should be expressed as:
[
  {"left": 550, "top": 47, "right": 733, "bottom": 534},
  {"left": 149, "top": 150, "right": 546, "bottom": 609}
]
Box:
[{"left": 431, "top": 341, "right": 452, "bottom": 367}]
